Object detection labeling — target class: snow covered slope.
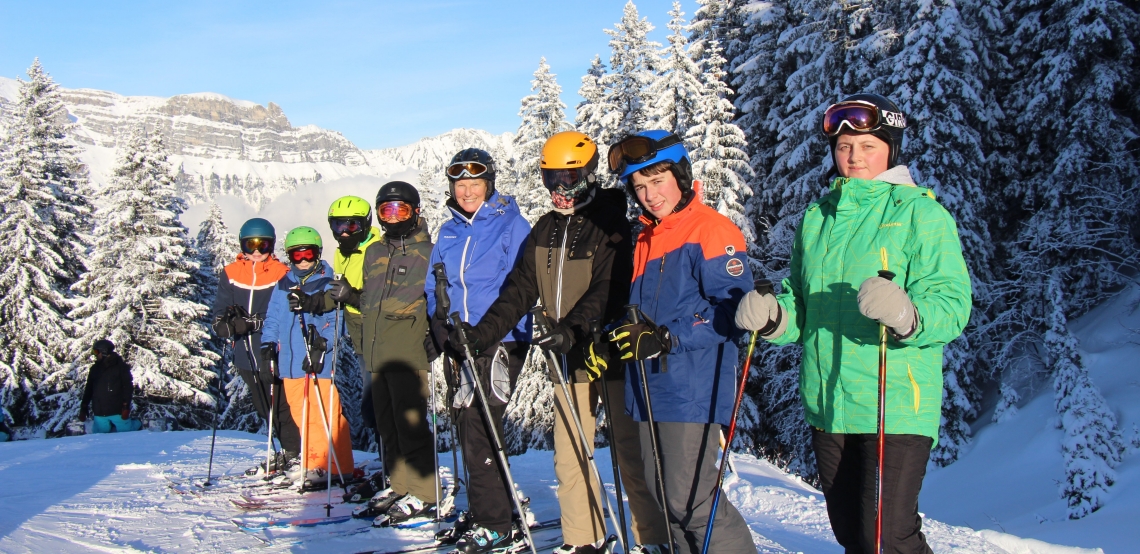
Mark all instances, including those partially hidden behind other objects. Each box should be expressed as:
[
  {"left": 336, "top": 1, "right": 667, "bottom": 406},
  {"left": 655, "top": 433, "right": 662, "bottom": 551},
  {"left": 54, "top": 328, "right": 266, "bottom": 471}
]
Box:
[
  {"left": 921, "top": 285, "right": 1140, "bottom": 553},
  {"left": 0, "top": 428, "right": 1074, "bottom": 553}
]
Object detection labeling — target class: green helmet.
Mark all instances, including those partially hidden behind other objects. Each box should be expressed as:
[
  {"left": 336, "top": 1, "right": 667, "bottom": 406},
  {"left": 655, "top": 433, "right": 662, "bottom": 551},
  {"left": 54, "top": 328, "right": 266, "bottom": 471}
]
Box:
[
  {"left": 284, "top": 226, "right": 323, "bottom": 250},
  {"left": 327, "top": 195, "right": 372, "bottom": 219}
]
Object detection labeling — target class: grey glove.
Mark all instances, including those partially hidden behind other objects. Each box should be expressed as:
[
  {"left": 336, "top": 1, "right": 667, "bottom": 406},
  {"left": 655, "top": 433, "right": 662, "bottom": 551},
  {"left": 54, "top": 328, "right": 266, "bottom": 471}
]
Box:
[
  {"left": 735, "top": 290, "right": 786, "bottom": 339},
  {"left": 857, "top": 276, "right": 917, "bottom": 336}
]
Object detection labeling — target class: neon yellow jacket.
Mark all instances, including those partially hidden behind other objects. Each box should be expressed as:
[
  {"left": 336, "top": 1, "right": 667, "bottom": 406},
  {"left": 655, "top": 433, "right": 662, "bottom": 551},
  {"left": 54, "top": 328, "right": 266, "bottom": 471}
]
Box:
[
  {"left": 333, "top": 228, "right": 381, "bottom": 315},
  {"left": 769, "top": 170, "right": 972, "bottom": 444}
]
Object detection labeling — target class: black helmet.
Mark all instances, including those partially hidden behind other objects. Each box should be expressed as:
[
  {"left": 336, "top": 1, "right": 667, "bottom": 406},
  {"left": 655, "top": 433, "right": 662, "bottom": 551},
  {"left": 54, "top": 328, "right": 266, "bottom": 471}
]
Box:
[
  {"left": 92, "top": 339, "right": 115, "bottom": 356},
  {"left": 376, "top": 180, "right": 421, "bottom": 209},
  {"left": 823, "top": 93, "right": 906, "bottom": 168},
  {"left": 445, "top": 148, "right": 497, "bottom": 199}
]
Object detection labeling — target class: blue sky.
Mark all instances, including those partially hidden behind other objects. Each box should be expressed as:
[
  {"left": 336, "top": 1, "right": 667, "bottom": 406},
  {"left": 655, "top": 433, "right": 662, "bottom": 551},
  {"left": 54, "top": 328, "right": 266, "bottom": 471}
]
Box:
[{"left": 0, "top": 0, "right": 697, "bottom": 150}]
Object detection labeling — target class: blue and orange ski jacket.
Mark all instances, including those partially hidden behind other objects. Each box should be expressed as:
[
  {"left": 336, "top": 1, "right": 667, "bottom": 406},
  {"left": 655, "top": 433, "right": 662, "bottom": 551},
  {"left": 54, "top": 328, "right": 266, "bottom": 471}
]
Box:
[
  {"left": 623, "top": 198, "right": 752, "bottom": 426},
  {"left": 211, "top": 254, "right": 290, "bottom": 372}
]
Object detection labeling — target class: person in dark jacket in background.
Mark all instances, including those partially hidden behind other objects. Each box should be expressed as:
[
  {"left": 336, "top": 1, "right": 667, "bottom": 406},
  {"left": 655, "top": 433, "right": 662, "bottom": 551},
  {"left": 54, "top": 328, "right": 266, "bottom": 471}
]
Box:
[
  {"left": 463, "top": 132, "right": 669, "bottom": 554},
  {"left": 79, "top": 340, "right": 142, "bottom": 433}
]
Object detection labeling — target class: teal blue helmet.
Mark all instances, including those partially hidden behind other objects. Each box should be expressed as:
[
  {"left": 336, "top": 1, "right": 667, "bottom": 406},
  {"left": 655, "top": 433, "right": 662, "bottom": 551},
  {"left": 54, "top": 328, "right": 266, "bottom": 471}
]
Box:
[
  {"left": 238, "top": 218, "right": 276, "bottom": 240},
  {"left": 610, "top": 130, "right": 694, "bottom": 194}
]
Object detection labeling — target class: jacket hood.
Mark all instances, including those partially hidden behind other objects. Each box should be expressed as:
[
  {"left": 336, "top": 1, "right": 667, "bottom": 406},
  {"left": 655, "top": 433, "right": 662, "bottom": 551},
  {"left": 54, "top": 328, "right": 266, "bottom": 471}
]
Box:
[
  {"left": 873, "top": 165, "right": 916, "bottom": 186},
  {"left": 447, "top": 191, "right": 521, "bottom": 225}
]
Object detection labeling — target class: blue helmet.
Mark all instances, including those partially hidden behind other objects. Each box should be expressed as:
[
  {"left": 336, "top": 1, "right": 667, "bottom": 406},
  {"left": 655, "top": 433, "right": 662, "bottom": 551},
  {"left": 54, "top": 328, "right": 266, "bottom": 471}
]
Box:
[
  {"left": 612, "top": 130, "right": 694, "bottom": 193},
  {"left": 238, "top": 218, "right": 276, "bottom": 241}
]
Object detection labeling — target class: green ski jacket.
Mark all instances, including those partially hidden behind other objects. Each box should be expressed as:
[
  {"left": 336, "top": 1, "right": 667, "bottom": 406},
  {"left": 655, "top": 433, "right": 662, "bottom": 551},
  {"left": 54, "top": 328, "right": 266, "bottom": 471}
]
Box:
[{"left": 769, "top": 169, "right": 972, "bottom": 444}]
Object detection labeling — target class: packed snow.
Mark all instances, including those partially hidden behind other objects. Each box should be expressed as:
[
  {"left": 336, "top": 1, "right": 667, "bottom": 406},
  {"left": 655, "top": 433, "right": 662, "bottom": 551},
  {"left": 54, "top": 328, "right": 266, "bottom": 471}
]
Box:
[{"left": 0, "top": 427, "right": 1090, "bottom": 553}]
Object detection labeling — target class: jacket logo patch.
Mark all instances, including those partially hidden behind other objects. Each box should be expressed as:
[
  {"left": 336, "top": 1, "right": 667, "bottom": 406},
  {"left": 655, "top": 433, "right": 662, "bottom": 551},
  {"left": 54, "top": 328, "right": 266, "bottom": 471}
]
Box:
[
  {"left": 725, "top": 258, "right": 744, "bottom": 277},
  {"left": 398, "top": 266, "right": 407, "bottom": 276},
  {"left": 725, "top": 245, "right": 735, "bottom": 256},
  {"left": 879, "top": 222, "right": 902, "bottom": 229}
]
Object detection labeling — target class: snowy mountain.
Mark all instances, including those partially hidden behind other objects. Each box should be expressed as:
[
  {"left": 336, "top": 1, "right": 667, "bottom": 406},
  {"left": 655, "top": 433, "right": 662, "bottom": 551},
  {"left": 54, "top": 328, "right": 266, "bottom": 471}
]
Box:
[{"left": 0, "top": 76, "right": 511, "bottom": 212}]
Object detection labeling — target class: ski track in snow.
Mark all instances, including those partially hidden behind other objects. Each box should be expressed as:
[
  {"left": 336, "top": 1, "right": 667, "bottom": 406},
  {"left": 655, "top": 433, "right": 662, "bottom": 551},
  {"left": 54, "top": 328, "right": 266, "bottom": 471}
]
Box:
[{"left": 0, "top": 429, "right": 1075, "bottom": 553}]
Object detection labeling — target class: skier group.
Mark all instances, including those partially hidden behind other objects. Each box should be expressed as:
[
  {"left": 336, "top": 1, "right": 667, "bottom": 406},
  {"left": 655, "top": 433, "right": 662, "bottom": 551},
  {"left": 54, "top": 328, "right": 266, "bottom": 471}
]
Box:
[{"left": 201, "top": 93, "right": 971, "bottom": 554}]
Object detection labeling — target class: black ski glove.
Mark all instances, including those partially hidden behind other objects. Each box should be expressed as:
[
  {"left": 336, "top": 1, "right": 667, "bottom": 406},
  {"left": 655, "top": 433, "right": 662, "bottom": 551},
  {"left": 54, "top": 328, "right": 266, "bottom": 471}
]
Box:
[
  {"left": 609, "top": 319, "right": 672, "bottom": 361},
  {"left": 446, "top": 320, "right": 483, "bottom": 356},
  {"left": 328, "top": 279, "right": 361, "bottom": 308},
  {"left": 287, "top": 288, "right": 326, "bottom": 314},
  {"left": 213, "top": 313, "right": 234, "bottom": 339},
  {"left": 301, "top": 325, "right": 328, "bottom": 374},
  {"left": 535, "top": 324, "right": 574, "bottom": 355},
  {"left": 583, "top": 340, "right": 608, "bottom": 381},
  {"left": 424, "top": 331, "right": 440, "bottom": 364},
  {"left": 260, "top": 344, "right": 279, "bottom": 380}
]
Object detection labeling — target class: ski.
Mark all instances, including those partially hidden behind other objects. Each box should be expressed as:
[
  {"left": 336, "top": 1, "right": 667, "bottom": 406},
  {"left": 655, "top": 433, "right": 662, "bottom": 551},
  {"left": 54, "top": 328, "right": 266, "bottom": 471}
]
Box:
[
  {"left": 358, "top": 519, "right": 562, "bottom": 554},
  {"left": 232, "top": 514, "right": 352, "bottom": 531}
]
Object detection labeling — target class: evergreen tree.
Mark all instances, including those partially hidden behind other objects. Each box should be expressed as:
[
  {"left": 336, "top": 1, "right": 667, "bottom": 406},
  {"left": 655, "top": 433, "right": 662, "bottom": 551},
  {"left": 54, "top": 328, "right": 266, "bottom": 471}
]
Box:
[
  {"left": 647, "top": 3, "right": 704, "bottom": 138},
  {"left": 602, "top": 1, "right": 662, "bottom": 142},
  {"left": 68, "top": 130, "right": 219, "bottom": 429},
  {"left": 575, "top": 55, "right": 619, "bottom": 185},
  {"left": 504, "top": 349, "right": 554, "bottom": 454},
  {"left": 872, "top": 0, "right": 1000, "bottom": 466},
  {"left": 334, "top": 339, "right": 377, "bottom": 452},
  {"left": 994, "top": 0, "right": 1138, "bottom": 516},
  {"left": 512, "top": 58, "right": 571, "bottom": 224},
  {"left": 1, "top": 60, "right": 93, "bottom": 431},
  {"left": 686, "top": 36, "right": 752, "bottom": 244}
]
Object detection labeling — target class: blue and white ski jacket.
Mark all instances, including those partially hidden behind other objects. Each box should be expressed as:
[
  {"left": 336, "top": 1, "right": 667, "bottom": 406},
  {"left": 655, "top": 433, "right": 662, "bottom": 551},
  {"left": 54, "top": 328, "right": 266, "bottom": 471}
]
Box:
[
  {"left": 425, "top": 192, "right": 533, "bottom": 343},
  {"left": 261, "top": 260, "right": 342, "bottom": 379},
  {"left": 624, "top": 198, "right": 753, "bottom": 426}
]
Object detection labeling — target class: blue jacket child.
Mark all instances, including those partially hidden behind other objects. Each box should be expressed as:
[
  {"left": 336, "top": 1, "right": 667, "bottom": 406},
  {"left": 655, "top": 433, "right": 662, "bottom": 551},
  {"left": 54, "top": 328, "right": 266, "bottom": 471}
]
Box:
[{"left": 261, "top": 259, "right": 342, "bottom": 379}]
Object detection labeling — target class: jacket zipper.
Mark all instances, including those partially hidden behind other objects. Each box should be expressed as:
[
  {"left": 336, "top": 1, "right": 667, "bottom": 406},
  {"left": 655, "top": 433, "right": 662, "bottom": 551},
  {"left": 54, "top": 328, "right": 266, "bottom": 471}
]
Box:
[
  {"left": 248, "top": 260, "right": 257, "bottom": 314},
  {"left": 460, "top": 236, "right": 472, "bottom": 322},
  {"left": 554, "top": 218, "right": 569, "bottom": 318}
]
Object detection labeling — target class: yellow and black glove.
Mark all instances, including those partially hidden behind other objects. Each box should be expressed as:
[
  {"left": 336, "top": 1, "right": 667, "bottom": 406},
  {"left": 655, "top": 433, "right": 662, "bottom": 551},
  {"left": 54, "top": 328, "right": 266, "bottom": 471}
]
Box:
[
  {"left": 608, "top": 321, "right": 672, "bottom": 361},
  {"left": 583, "top": 341, "right": 609, "bottom": 381}
]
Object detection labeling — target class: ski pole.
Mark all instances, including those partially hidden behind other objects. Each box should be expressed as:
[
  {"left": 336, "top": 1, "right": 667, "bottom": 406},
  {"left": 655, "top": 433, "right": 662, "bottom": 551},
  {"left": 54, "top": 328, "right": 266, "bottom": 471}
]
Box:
[
  {"left": 591, "top": 319, "right": 629, "bottom": 550},
  {"left": 204, "top": 338, "right": 231, "bottom": 487},
  {"left": 435, "top": 263, "right": 536, "bottom": 554},
  {"left": 532, "top": 308, "right": 624, "bottom": 553},
  {"left": 701, "top": 279, "right": 772, "bottom": 554},
  {"left": 625, "top": 304, "right": 677, "bottom": 554},
  {"left": 244, "top": 334, "right": 278, "bottom": 480},
  {"left": 875, "top": 249, "right": 895, "bottom": 554},
  {"left": 433, "top": 263, "right": 463, "bottom": 495},
  {"left": 325, "top": 277, "right": 343, "bottom": 517},
  {"left": 311, "top": 373, "right": 347, "bottom": 490},
  {"left": 297, "top": 301, "right": 346, "bottom": 493}
]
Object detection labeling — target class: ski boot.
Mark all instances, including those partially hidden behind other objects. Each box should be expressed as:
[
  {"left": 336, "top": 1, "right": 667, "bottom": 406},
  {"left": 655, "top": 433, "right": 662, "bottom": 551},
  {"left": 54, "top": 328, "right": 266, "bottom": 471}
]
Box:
[
  {"left": 373, "top": 494, "right": 436, "bottom": 527},
  {"left": 452, "top": 523, "right": 515, "bottom": 553},
  {"left": 627, "top": 545, "right": 670, "bottom": 554},
  {"left": 352, "top": 488, "right": 402, "bottom": 519},
  {"left": 344, "top": 469, "right": 388, "bottom": 503}
]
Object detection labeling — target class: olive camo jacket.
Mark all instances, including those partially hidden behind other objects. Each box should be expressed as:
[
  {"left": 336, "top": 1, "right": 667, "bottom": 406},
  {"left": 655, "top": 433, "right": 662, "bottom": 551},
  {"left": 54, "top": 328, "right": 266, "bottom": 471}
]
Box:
[{"left": 358, "top": 218, "right": 434, "bottom": 374}]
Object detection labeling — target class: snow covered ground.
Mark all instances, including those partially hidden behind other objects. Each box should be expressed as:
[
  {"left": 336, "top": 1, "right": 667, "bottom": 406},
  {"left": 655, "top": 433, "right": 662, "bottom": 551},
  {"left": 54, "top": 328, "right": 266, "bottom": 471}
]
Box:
[
  {"left": 0, "top": 427, "right": 1077, "bottom": 553},
  {"left": 921, "top": 285, "right": 1140, "bottom": 554}
]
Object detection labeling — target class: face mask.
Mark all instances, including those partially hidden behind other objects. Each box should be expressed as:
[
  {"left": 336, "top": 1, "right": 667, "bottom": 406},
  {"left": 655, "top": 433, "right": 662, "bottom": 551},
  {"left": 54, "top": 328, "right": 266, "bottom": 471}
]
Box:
[
  {"left": 550, "top": 180, "right": 591, "bottom": 210},
  {"left": 381, "top": 218, "right": 417, "bottom": 239}
]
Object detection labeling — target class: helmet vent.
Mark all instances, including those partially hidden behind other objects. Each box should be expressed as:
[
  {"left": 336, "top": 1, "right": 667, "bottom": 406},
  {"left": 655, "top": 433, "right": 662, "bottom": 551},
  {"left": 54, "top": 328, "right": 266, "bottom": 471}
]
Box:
[{"left": 575, "top": 142, "right": 585, "bottom": 147}]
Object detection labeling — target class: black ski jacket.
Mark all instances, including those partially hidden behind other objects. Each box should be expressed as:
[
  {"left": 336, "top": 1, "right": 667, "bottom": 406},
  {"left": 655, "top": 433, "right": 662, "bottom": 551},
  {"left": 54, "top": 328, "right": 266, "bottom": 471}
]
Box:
[
  {"left": 80, "top": 353, "right": 134, "bottom": 417},
  {"left": 470, "top": 188, "right": 633, "bottom": 383}
]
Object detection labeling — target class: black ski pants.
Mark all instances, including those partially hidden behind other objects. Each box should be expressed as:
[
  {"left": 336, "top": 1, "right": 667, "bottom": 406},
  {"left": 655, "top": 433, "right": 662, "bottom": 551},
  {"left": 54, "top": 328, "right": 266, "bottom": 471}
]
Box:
[
  {"left": 237, "top": 367, "right": 301, "bottom": 456},
  {"left": 811, "top": 429, "right": 934, "bottom": 554},
  {"left": 455, "top": 342, "right": 526, "bottom": 537},
  {"left": 372, "top": 367, "right": 439, "bottom": 503},
  {"left": 639, "top": 421, "right": 754, "bottom": 553}
]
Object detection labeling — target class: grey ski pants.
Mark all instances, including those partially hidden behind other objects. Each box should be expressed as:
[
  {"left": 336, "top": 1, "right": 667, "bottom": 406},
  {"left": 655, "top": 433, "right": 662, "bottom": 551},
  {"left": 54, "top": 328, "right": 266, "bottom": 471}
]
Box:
[{"left": 639, "top": 421, "right": 755, "bottom": 553}]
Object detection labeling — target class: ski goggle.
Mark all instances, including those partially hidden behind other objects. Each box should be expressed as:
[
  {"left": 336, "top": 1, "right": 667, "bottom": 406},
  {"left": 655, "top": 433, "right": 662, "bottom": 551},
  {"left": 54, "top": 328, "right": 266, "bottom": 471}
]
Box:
[
  {"left": 377, "top": 201, "right": 415, "bottom": 223},
  {"left": 607, "top": 133, "right": 683, "bottom": 173},
  {"left": 821, "top": 100, "right": 906, "bottom": 136},
  {"left": 329, "top": 217, "right": 368, "bottom": 236},
  {"left": 541, "top": 168, "right": 589, "bottom": 191},
  {"left": 286, "top": 246, "right": 319, "bottom": 264},
  {"left": 446, "top": 161, "right": 490, "bottom": 179},
  {"left": 240, "top": 237, "right": 274, "bottom": 255}
]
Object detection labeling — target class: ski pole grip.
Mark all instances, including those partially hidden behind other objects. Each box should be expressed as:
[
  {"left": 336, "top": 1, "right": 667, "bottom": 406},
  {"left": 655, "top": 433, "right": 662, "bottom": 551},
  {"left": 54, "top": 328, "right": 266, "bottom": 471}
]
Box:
[
  {"left": 530, "top": 306, "right": 552, "bottom": 334},
  {"left": 878, "top": 270, "right": 896, "bottom": 282},
  {"left": 589, "top": 319, "right": 603, "bottom": 345},
  {"left": 448, "top": 311, "right": 465, "bottom": 337},
  {"left": 624, "top": 304, "right": 641, "bottom": 325},
  {"left": 433, "top": 263, "right": 451, "bottom": 318},
  {"left": 755, "top": 279, "right": 774, "bottom": 296}
]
